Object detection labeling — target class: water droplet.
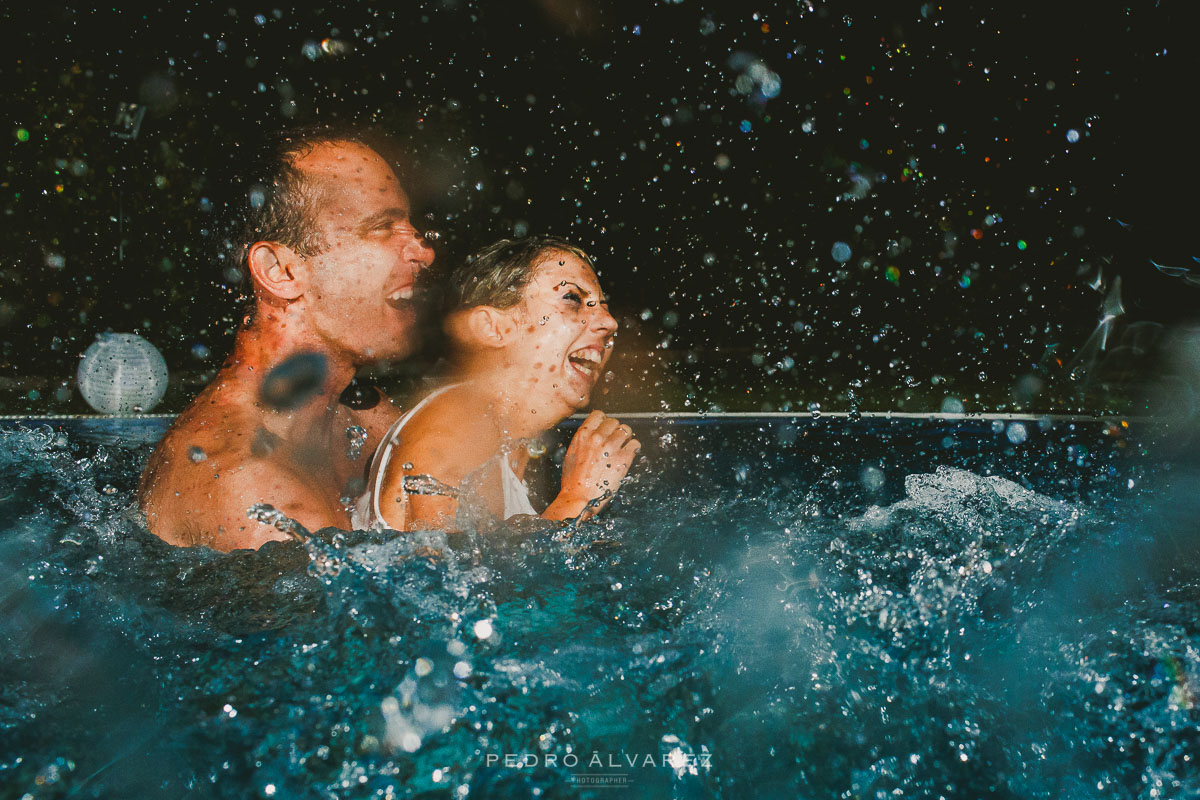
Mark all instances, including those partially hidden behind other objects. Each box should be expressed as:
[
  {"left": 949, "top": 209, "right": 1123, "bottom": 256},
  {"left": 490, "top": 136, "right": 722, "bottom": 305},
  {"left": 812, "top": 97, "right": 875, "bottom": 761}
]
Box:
[
  {"left": 860, "top": 465, "right": 885, "bottom": 491},
  {"left": 1005, "top": 422, "right": 1028, "bottom": 444}
]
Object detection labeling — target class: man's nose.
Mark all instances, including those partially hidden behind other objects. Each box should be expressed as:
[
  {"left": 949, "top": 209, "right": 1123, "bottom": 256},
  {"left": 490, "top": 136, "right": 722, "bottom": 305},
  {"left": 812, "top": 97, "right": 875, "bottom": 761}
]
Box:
[{"left": 408, "top": 231, "right": 435, "bottom": 268}]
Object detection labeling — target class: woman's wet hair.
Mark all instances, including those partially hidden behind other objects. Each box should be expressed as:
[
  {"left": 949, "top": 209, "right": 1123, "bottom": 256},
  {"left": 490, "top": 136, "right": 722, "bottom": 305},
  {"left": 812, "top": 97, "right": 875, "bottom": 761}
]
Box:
[{"left": 445, "top": 236, "right": 596, "bottom": 311}]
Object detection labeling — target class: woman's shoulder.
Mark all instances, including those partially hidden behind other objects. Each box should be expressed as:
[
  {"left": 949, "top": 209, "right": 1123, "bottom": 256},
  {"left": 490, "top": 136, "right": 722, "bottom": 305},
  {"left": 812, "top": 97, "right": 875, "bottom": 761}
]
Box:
[{"left": 394, "top": 384, "right": 499, "bottom": 469}]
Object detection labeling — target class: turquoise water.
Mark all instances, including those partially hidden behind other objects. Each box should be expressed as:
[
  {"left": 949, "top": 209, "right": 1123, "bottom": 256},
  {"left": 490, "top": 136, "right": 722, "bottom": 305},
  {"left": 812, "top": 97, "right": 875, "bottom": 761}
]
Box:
[{"left": 2, "top": 417, "right": 1197, "bottom": 798}]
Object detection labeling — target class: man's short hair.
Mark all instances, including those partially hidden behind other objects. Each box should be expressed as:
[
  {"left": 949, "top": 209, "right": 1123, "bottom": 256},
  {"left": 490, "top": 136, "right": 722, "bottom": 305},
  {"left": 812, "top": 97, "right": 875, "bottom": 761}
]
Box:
[
  {"left": 446, "top": 236, "right": 596, "bottom": 311},
  {"left": 234, "top": 124, "right": 375, "bottom": 268}
]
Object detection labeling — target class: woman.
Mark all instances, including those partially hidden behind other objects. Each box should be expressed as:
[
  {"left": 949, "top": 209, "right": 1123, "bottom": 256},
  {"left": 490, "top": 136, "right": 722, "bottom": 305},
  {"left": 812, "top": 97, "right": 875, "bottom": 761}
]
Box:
[{"left": 352, "top": 236, "right": 640, "bottom": 532}]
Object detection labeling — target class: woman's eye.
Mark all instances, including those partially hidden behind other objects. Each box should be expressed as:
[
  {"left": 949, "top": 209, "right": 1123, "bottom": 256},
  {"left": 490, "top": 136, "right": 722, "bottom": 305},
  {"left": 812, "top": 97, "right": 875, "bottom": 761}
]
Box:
[{"left": 563, "top": 291, "right": 582, "bottom": 304}]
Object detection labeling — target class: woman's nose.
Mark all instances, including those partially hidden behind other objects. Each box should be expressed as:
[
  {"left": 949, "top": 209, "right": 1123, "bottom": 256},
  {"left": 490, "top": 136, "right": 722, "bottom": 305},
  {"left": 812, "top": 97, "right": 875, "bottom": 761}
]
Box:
[{"left": 591, "top": 304, "right": 618, "bottom": 334}]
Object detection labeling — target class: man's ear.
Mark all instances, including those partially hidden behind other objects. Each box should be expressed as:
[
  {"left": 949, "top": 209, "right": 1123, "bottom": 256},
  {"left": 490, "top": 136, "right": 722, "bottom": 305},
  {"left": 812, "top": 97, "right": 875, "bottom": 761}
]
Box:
[{"left": 247, "top": 241, "right": 305, "bottom": 301}]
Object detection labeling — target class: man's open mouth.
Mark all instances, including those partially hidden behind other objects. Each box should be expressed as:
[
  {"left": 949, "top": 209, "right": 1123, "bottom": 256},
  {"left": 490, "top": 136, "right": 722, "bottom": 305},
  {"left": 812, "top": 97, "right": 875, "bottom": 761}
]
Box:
[{"left": 384, "top": 286, "right": 415, "bottom": 309}]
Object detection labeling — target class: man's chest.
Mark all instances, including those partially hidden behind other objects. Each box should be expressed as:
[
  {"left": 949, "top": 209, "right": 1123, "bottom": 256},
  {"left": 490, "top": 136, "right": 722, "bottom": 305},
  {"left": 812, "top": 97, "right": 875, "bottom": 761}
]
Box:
[{"left": 321, "top": 403, "right": 401, "bottom": 496}]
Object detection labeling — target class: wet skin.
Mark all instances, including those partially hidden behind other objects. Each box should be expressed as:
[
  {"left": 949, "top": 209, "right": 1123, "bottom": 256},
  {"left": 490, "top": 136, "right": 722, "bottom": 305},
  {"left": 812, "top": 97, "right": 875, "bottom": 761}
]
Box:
[{"left": 138, "top": 141, "right": 434, "bottom": 551}]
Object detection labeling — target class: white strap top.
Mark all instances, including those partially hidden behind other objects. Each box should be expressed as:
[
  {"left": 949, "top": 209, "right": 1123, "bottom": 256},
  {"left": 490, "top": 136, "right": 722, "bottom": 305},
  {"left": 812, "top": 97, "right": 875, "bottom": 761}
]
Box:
[{"left": 350, "top": 384, "right": 537, "bottom": 530}]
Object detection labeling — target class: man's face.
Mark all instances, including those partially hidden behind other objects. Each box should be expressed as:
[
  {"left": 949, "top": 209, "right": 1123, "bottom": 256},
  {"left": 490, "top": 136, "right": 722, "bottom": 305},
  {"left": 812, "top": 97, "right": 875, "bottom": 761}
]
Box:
[{"left": 294, "top": 141, "right": 435, "bottom": 363}]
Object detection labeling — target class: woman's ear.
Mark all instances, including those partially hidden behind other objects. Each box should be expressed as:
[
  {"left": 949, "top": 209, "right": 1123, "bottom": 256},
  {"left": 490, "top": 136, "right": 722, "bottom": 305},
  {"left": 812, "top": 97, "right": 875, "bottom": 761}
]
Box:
[
  {"left": 247, "top": 241, "right": 305, "bottom": 301},
  {"left": 464, "top": 306, "right": 512, "bottom": 349}
]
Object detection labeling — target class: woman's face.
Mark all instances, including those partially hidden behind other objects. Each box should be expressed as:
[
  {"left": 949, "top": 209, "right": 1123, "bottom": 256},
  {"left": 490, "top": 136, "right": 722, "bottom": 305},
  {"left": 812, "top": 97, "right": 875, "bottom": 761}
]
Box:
[{"left": 506, "top": 250, "right": 618, "bottom": 415}]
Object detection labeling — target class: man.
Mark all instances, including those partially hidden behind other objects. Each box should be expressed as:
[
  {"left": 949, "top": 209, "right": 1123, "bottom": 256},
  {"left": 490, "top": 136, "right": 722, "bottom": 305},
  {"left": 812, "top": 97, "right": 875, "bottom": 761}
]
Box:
[{"left": 138, "top": 127, "right": 435, "bottom": 550}]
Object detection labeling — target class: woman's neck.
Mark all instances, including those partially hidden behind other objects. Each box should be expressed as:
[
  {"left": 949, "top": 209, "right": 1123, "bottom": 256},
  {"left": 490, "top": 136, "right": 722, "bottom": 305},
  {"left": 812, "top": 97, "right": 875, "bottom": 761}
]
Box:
[{"left": 450, "top": 362, "right": 571, "bottom": 443}]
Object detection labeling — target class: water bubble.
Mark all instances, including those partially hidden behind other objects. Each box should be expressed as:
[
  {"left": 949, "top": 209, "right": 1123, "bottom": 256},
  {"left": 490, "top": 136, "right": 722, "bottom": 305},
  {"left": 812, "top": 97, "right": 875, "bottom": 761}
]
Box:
[
  {"left": 45, "top": 252, "right": 65, "bottom": 270},
  {"left": 662, "top": 310, "right": 679, "bottom": 328},
  {"left": 345, "top": 425, "right": 368, "bottom": 461},
  {"left": 301, "top": 41, "right": 321, "bottom": 60},
  {"left": 940, "top": 397, "right": 965, "bottom": 414},
  {"left": 860, "top": 465, "right": 885, "bottom": 491},
  {"left": 1066, "top": 128, "right": 1080, "bottom": 143},
  {"left": 473, "top": 619, "right": 494, "bottom": 640},
  {"left": 188, "top": 446, "right": 207, "bottom": 463},
  {"left": 77, "top": 333, "right": 168, "bottom": 415},
  {"left": 831, "top": 242, "right": 852, "bottom": 263},
  {"left": 320, "top": 38, "right": 348, "bottom": 56},
  {"left": 191, "top": 343, "right": 210, "bottom": 360},
  {"left": 1005, "top": 422, "right": 1028, "bottom": 444}
]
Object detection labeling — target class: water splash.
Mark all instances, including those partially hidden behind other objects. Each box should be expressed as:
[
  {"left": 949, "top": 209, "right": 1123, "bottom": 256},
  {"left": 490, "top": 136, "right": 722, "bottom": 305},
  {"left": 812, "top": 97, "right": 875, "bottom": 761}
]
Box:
[{"left": 0, "top": 421, "right": 1192, "bottom": 797}]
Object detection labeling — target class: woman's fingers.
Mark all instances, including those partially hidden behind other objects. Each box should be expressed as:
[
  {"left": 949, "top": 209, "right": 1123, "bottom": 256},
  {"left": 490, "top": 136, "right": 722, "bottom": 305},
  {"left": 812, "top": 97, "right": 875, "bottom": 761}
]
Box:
[{"left": 576, "top": 409, "right": 609, "bottom": 435}]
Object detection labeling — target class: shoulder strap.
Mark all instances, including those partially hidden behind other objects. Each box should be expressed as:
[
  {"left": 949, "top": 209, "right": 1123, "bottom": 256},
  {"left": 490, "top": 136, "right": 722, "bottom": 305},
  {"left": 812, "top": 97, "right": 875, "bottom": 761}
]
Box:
[{"left": 368, "top": 383, "right": 462, "bottom": 527}]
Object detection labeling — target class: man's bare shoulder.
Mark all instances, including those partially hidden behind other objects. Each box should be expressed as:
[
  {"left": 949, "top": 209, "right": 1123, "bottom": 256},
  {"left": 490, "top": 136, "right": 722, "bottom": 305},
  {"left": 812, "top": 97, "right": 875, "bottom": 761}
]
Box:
[{"left": 139, "top": 396, "right": 339, "bottom": 551}]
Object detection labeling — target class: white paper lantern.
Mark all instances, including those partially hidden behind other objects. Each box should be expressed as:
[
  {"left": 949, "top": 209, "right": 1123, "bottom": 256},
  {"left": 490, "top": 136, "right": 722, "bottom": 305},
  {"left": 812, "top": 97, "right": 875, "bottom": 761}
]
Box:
[{"left": 77, "top": 333, "right": 169, "bottom": 414}]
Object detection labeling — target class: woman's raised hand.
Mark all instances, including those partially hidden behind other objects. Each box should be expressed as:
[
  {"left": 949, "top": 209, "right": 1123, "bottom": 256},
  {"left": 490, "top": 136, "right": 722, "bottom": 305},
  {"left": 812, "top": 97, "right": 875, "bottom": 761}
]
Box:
[{"left": 543, "top": 410, "right": 640, "bottom": 522}]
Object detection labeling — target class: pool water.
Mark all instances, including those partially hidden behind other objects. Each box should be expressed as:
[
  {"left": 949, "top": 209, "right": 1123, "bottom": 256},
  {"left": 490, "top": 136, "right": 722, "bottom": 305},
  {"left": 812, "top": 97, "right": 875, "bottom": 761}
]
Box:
[{"left": 2, "top": 415, "right": 1198, "bottom": 799}]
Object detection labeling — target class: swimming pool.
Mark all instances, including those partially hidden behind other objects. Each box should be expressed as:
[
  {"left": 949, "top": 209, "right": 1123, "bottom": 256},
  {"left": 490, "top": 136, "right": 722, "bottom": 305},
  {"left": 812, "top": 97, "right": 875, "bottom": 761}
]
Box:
[{"left": 2, "top": 414, "right": 1197, "bottom": 798}]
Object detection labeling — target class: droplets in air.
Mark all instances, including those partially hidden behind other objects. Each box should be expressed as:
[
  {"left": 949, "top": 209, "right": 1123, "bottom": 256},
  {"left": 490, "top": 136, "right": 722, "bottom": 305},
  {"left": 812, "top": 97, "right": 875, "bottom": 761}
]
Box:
[
  {"left": 728, "top": 52, "right": 782, "bottom": 103},
  {"left": 860, "top": 464, "right": 885, "bottom": 491},
  {"left": 1006, "top": 423, "right": 1028, "bottom": 445},
  {"left": 345, "top": 426, "right": 368, "bottom": 461}
]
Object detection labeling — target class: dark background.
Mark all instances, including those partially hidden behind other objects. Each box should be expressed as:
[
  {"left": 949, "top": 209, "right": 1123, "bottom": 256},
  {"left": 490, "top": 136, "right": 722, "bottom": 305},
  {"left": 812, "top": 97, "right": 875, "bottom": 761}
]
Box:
[{"left": 2, "top": 0, "right": 1197, "bottom": 415}]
